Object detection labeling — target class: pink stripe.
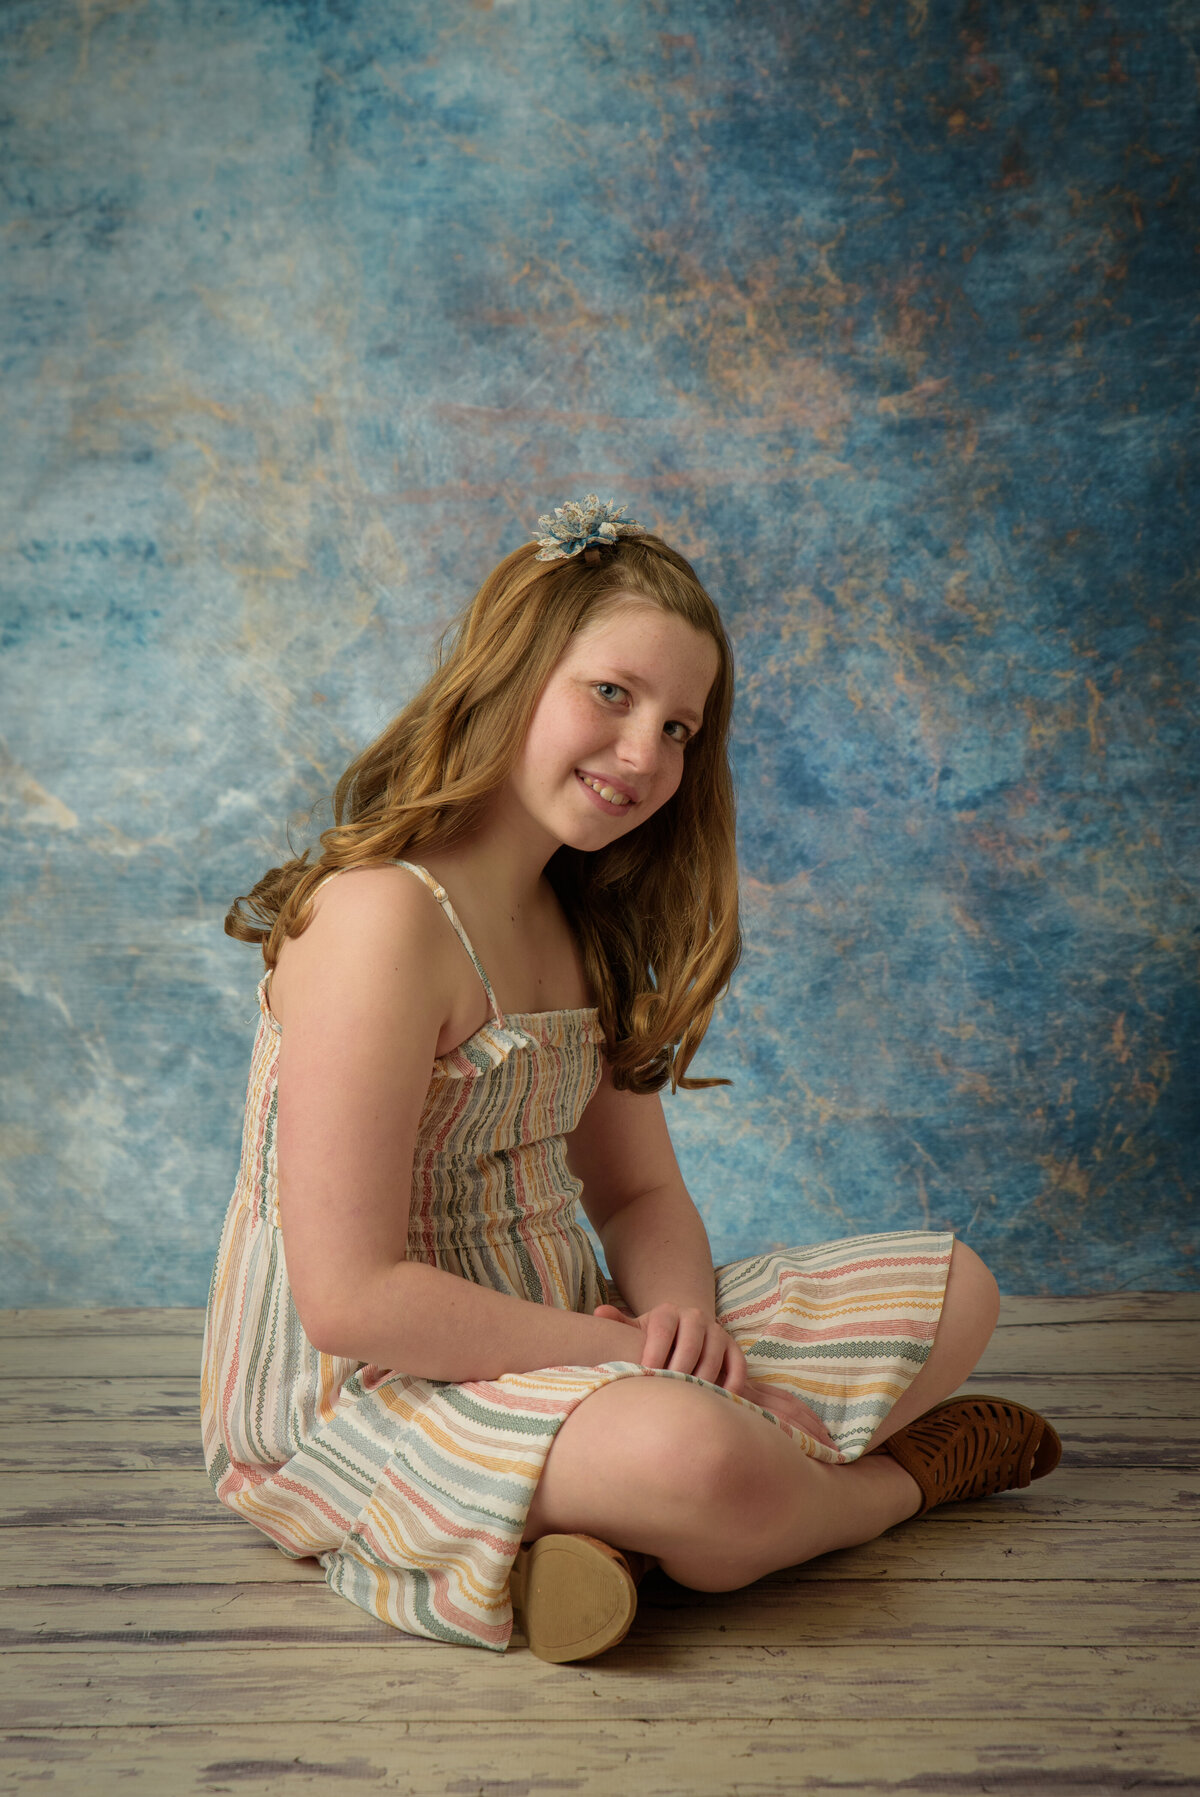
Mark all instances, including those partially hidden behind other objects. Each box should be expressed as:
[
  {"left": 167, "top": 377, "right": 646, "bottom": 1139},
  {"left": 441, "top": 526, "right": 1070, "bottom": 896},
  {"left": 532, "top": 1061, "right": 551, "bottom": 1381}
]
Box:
[
  {"left": 761, "top": 1317, "right": 941, "bottom": 1345},
  {"left": 786, "top": 1253, "right": 950, "bottom": 1280},
  {"left": 379, "top": 1465, "right": 515, "bottom": 1558}
]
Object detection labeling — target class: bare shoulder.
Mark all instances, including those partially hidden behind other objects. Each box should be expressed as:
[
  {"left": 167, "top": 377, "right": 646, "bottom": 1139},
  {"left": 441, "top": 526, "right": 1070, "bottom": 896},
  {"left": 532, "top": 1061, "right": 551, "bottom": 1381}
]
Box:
[
  {"left": 270, "top": 864, "right": 457, "bottom": 1035},
  {"left": 304, "top": 863, "right": 447, "bottom": 940}
]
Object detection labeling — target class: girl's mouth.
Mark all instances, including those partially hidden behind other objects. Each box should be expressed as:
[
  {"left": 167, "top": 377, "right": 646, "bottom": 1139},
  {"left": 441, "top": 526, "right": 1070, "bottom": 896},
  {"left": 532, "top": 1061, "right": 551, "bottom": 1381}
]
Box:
[{"left": 575, "top": 770, "right": 635, "bottom": 811}]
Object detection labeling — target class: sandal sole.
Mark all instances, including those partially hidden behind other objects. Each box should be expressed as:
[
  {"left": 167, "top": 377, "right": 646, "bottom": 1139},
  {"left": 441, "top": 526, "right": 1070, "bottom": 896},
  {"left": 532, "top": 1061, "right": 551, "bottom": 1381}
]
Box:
[{"left": 510, "top": 1534, "right": 638, "bottom": 1664}]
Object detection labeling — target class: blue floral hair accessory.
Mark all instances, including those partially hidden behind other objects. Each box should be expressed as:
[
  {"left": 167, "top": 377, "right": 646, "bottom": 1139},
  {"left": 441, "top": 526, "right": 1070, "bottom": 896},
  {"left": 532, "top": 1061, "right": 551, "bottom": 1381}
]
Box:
[{"left": 533, "top": 494, "right": 643, "bottom": 561}]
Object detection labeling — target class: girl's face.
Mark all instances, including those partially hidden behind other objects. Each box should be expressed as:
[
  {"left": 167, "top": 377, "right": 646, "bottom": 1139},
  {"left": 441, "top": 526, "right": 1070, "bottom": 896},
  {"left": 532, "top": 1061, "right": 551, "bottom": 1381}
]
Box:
[{"left": 506, "top": 596, "right": 721, "bottom": 852}]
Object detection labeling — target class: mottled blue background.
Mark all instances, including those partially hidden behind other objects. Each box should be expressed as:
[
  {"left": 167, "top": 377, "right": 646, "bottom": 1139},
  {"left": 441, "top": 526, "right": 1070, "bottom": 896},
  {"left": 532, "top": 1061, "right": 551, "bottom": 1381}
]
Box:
[{"left": 1, "top": 1, "right": 1195, "bottom": 1303}]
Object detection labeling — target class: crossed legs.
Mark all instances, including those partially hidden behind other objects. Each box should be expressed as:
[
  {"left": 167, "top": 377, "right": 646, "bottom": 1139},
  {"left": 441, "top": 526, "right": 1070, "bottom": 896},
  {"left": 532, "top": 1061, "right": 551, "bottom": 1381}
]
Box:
[{"left": 522, "top": 1240, "right": 1000, "bottom": 1593}]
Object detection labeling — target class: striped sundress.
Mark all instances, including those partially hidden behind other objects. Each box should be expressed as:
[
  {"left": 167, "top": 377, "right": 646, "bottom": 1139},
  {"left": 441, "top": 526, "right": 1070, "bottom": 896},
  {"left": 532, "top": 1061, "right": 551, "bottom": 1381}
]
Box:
[{"left": 201, "top": 860, "right": 954, "bottom": 1652}]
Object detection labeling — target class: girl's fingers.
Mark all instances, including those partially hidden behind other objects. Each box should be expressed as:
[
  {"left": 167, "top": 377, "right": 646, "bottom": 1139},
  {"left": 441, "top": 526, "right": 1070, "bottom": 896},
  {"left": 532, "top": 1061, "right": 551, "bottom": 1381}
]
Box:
[
  {"left": 693, "top": 1322, "right": 733, "bottom": 1386},
  {"left": 594, "top": 1302, "right": 689, "bottom": 1373},
  {"left": 595, "top": 1305, "right": 836, "bottom": 1447},
  {"left": 594, "top": 1305, "right": 755, "bottom": 1404},
  {"left": 718, "top": 1336, "right": 749, "bottom": 1397},
  {"left": 666, "top": 1311, "right": 708, "bottom": 1374},
  {"left": 743, "top": 1380, "right": 838, "bottom": 1449},
  {"left": 647, "top": 1310, "right": 689, "bottom": 1371}
]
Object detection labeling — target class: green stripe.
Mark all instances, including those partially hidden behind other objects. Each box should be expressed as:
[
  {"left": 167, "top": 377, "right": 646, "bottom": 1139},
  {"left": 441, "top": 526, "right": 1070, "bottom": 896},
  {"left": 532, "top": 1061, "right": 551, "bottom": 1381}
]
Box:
[
  {"left": 438, "top": 1386, "right": 564, "bottom": 1438},
  {"left": 751, "top": 1338, "right": 929, "bottom": 1366}
]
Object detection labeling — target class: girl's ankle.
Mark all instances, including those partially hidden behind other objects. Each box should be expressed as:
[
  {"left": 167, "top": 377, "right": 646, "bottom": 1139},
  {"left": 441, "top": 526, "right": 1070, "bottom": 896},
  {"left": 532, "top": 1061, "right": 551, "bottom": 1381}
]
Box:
[{"left": 859, "top": 1445, "right": 924, "bottom": 1521}]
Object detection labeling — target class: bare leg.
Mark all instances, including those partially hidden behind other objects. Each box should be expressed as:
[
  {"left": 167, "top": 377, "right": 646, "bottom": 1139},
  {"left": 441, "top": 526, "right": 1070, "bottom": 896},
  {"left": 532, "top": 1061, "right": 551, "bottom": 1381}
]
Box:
[
  {"left": 523, "top": 1240, "right": 1000, "bottom": 1593},
  {"left": 524, "top": 1373, "right": 923, "bottom": 1590}
]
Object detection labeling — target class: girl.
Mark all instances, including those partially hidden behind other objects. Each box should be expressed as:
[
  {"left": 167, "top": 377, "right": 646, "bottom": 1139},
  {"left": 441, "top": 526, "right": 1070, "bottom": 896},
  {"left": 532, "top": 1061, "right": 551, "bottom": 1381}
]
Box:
[{"left": 201, "top": 497, "right": 1060, "bottom": 1664}]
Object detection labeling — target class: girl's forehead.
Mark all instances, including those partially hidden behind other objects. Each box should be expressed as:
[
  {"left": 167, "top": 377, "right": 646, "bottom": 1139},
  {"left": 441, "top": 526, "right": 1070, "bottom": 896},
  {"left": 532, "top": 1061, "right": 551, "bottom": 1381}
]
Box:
[
  {"left": 571, "top": 595, "right": 710, "bottom": 654},
  {"left": 563, "top": 597, "right": 720, "bottom": 705}
]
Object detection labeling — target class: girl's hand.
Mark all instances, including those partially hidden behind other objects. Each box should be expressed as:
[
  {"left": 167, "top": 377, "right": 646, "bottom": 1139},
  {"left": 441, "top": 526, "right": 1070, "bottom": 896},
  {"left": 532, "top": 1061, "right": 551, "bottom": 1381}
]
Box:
[
  {"left": 739, "top": 1379, "right": 839, "bottom": 1452},
  {"left": 594, "top": 1304, "right": 838, "bottom": 1452},
  {"left": 594, "top": 1301, "right": 748, "bottom": 1395}
]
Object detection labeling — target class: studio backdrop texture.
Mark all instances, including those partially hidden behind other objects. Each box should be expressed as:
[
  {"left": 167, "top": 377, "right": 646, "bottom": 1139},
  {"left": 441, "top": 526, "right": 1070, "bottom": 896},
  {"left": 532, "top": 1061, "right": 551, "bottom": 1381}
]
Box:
[{"left": 1, "top": 0, "right": 1195, "bottom": 1305}]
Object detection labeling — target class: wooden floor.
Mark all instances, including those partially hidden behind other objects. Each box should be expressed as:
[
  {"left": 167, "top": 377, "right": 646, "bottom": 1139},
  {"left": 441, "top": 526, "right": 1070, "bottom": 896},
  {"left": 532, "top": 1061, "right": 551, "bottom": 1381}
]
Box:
[{"left": 0, "top": 1297, "right": 1197, "bottom": 1796}]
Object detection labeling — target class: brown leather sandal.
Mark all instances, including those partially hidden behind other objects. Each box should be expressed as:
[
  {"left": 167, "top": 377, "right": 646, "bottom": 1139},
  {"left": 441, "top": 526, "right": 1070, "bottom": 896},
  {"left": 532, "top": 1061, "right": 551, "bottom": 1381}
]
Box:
[
  {"left": 509, "top": 1533, "right": 655, "bottom": 1664},
  {"left": 878, "top": 1394, "right": 1062, "bottom": 1514}
]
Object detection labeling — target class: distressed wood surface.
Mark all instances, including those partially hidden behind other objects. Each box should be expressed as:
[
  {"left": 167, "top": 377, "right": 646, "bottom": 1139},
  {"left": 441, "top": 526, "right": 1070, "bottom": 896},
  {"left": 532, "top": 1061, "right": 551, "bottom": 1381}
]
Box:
[
  {"left": 2, "top": 1721, "right": 1198, "bottom": 1797},
  {"left": 4, "top": 1645, "right": 1197, "bottom": 1726},
  {"left": 3, "top": 1577, "right": 1197, "bottom": 1649},
  {"left": 1, "top": 1300, "right": 1197, "bottom": 1794},
  {"left": 5, "top": 1464, "right": 1194, "bottom": 1529},
  {"left": 4, "top": 1518, "right": 1197, "bottom": 1586},
  {"left": 971, "top": 1322, "right": 1199, "bottom": 1376},
  {"left": 958, "top": 1373, "right": 1200, "bottom": 1418}
]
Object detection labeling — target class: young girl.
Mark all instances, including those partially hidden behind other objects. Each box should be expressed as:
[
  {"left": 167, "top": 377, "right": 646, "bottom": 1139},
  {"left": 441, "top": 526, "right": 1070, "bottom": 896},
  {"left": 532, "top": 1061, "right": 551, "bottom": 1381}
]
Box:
[{"left": 201, "top": 497, "right": 1060, "bottom": 1664}]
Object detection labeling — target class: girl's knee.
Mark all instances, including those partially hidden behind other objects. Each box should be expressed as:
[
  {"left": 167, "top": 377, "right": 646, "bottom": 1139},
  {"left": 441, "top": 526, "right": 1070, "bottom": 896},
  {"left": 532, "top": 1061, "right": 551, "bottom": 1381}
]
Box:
[
  {"left": 597, "top": 1379, "right": 768, "bottom": 1533},
  {"left": 941, "top": 1240, "right": 1000, "bottom": 1367},
  {"left": 525, "top": 1376, "right": 784, "bottom": 1554},
  {"left": 655, "top": 1391, "right": 791, "bottom": 1543},
  {"left": 619, "top": 1381, "right": 750, "bottom": 1504},
  {"left": 951, "top": 1239, "right": 1000, "bottom": 1320}
]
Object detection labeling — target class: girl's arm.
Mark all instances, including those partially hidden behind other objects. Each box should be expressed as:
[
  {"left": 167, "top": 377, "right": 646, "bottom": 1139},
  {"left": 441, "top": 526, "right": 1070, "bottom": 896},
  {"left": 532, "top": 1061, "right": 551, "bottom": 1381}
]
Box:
[
  {"left": 566, "top": 1058, "right": 720, "bottom": 1321},
  {"left": 273, "top": 869, "right": 643, "bottom": 1379},
  {"left": 565, "top": 1062, "right": 747, "bottom": 1391},
  {"left": 566, "top": 1069, "right": 841, "bottom": 1448}
]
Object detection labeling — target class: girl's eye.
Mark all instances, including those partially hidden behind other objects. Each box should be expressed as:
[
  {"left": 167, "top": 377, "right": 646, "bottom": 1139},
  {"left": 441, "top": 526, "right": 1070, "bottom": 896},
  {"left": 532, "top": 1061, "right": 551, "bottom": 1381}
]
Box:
[{"left": 593, "top": 683, "right": 691, "bottom": 743}]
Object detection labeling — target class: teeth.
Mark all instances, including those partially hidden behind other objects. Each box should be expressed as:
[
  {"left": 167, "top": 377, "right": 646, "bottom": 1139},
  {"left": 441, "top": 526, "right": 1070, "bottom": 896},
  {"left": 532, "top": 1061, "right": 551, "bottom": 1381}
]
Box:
[{"left": 580, "top": 774, "right": 631, "bottom": 805}]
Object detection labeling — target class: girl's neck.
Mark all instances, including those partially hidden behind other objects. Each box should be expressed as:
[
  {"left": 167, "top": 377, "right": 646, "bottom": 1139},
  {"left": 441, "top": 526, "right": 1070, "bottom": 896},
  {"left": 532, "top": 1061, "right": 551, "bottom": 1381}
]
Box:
[{"left": 416, "top": 791, "right": 559, "bottom": 923}]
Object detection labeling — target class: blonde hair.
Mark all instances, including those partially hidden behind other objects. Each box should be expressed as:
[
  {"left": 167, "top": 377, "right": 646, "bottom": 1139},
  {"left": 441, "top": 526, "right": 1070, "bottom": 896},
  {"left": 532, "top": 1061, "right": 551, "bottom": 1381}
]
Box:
[{"left": 226, "top": 533, "right": 741, "bottom": 1093}]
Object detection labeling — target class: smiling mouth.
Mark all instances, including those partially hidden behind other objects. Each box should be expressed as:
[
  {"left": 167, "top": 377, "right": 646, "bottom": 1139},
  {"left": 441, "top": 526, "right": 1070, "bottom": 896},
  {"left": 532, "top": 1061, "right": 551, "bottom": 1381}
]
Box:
[{"left": 576, "top": 770, "right": 635, "bottom": 809}]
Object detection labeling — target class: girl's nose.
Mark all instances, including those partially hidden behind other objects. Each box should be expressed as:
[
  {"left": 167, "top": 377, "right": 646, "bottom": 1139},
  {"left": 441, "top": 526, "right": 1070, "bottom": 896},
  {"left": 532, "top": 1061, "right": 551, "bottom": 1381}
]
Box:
[{"left": 615, "top": 718, "right": 665, "bottom": 777}]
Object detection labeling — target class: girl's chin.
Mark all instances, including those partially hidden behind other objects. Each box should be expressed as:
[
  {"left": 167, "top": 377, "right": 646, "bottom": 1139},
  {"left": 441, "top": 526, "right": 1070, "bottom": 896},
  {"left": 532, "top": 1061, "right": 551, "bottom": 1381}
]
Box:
[
  {"left": 513, "top": 779, "right": 649, "bottom": 850},
  {"left": 555, "top": 805, "right": 642, "bottom": 852}
]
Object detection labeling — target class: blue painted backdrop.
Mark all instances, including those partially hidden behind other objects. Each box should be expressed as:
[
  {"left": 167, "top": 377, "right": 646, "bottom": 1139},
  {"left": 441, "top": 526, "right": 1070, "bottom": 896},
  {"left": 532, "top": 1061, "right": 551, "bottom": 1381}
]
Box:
[{"left": 1, "top": 1, "right": 1195, "bottom": 1303}]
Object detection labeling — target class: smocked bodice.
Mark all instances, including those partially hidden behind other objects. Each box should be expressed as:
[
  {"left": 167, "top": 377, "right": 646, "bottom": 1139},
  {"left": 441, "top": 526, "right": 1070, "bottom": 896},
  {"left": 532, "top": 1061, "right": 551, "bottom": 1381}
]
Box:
[
  {"left": 230, "top": 862, "right": 608, "bottom": 1309},
  {"left": 238, "top": 981, "right": 606, "bottom": 1258}
]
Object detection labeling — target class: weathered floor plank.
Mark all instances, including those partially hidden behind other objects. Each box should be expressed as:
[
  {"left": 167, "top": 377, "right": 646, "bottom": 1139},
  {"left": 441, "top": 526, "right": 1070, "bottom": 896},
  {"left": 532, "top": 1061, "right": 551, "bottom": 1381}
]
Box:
[
  {"left": 972, "top": 1321, "right": 1200, "bottom": 1376},
  {"left": 3, "top": 1645, "right": 1197, "bottom": 1726},
  {"left": 5, "top": 1517, "right": 1193, "bottom": 1585},
  {"left": 959, "top": 1373, "right": 1200, "bottom": 1417},
  {"left": 994, "top": 1293, "right": 1200, "bottom": 1324},
  {"left": 2, "top": 1577, "right": 1196, "bottom": 1649},
  {"left": 2, "top": 1721, "right": 1198, "bottom": 1797},
  {"left": 0, "top": 1378, "right": 203, "bottom": 1423}
]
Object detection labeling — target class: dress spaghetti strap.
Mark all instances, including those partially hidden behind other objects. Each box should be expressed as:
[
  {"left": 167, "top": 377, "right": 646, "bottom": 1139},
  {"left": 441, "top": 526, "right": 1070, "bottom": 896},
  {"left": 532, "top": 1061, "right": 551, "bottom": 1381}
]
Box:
[{"left": 391, "top": 860, "right": 504, "bottom": 1026}]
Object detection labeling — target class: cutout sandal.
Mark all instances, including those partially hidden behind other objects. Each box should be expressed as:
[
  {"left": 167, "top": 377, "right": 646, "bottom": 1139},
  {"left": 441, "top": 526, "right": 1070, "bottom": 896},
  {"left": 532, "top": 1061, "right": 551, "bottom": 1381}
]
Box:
[
  {"left": 878, "top": 1393, "right": 1062, "bottom": 1515},
  {"left": 509, "top": 1533, "right": 653, "bottom": 1664}
]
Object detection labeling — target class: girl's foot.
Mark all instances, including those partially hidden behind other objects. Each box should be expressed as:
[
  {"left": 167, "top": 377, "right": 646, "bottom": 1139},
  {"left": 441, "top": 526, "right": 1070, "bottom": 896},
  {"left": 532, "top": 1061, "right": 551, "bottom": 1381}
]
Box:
[
  {"left": 509, "top": 1533, "right": 656, "bottom": 1663},
  {"left": 877, "top": 1394, "right": 1062, "bottom": 1515}
]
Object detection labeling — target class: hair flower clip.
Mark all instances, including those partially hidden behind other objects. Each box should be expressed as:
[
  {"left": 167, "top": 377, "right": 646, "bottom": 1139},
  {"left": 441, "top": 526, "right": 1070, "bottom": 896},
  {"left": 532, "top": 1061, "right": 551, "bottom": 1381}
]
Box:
[{"left": 533, "top": 495, "right": 643, "bottom": 561}]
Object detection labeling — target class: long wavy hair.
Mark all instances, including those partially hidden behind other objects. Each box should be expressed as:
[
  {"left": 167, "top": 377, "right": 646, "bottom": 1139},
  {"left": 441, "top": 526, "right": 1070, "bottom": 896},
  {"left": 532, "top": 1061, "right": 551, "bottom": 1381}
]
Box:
[{"left": 226, "top": 532, "right": 741, "bottom": 1093}]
